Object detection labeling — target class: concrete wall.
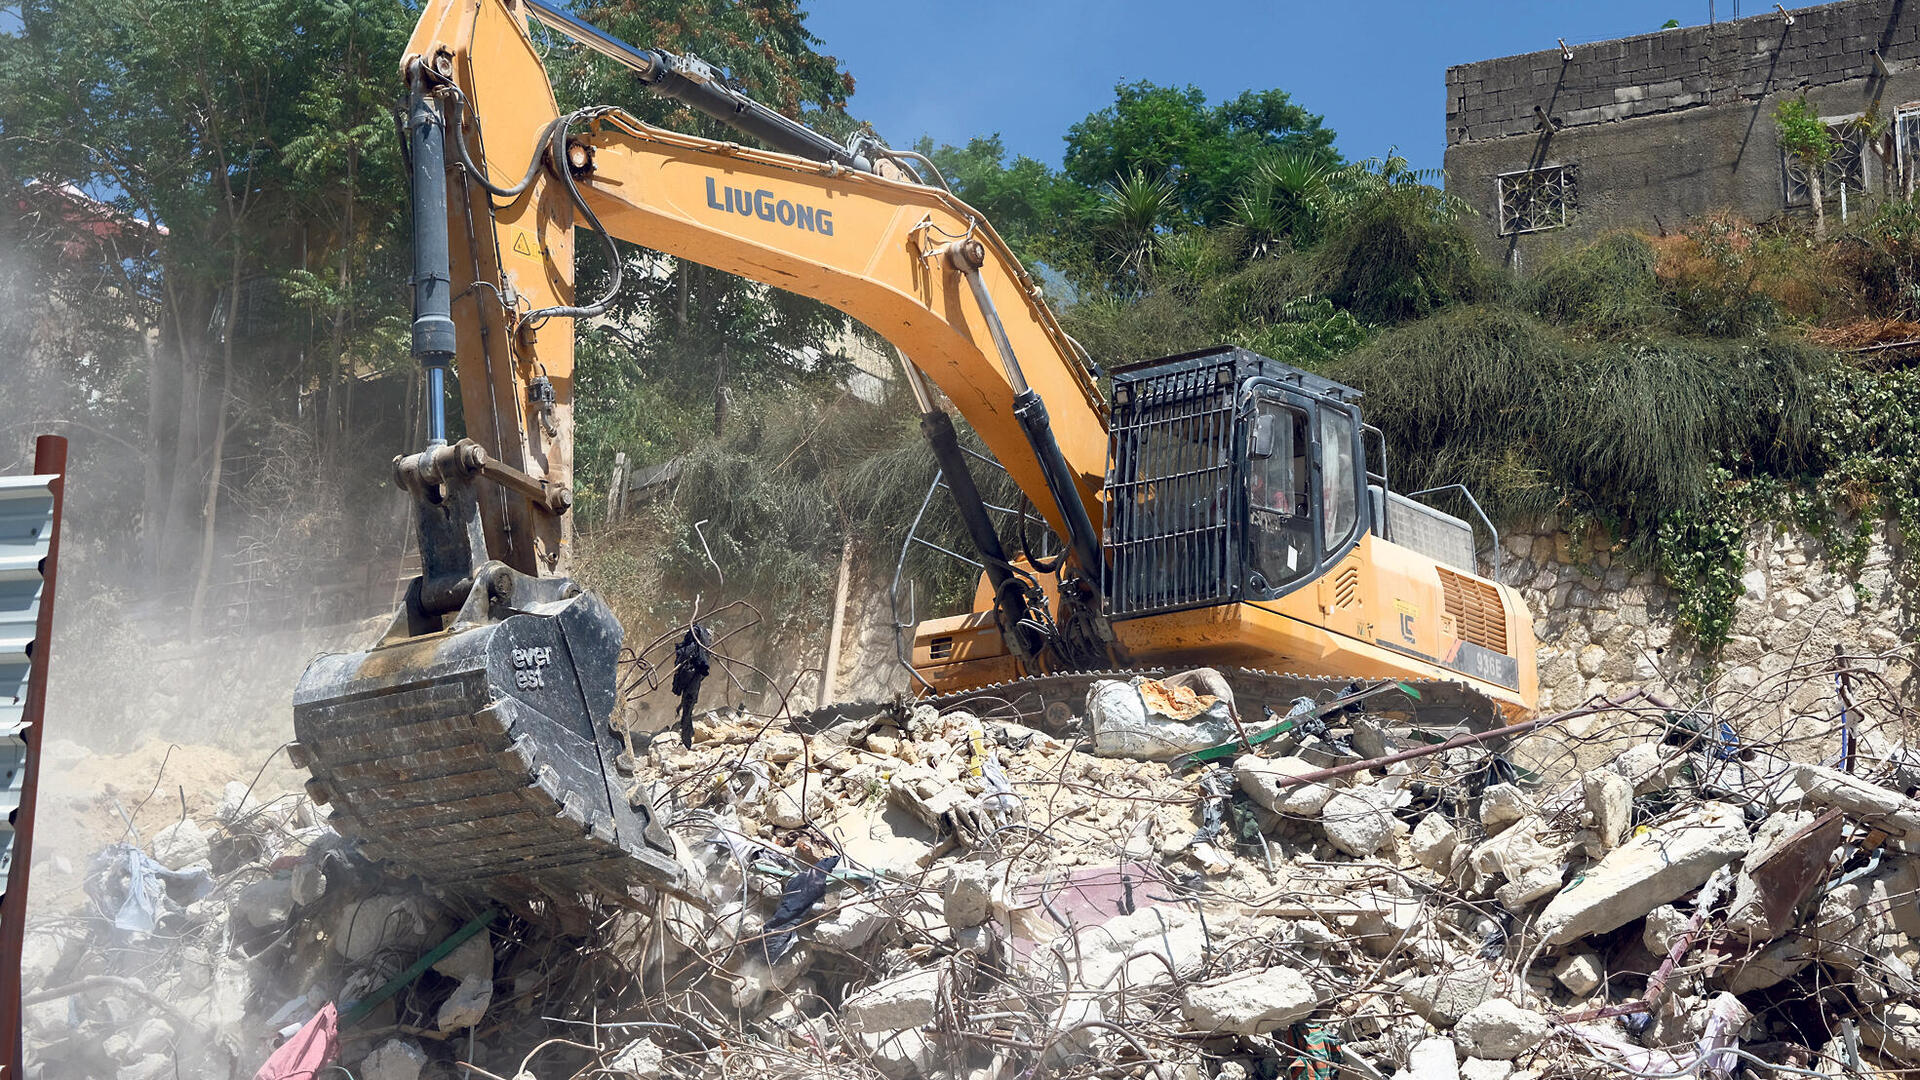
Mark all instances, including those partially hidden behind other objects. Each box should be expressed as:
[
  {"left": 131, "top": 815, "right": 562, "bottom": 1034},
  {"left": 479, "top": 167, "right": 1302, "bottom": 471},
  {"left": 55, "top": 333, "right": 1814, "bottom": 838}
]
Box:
[{"left": 1445, "top": 0, "right": 1920, "bottom": 265}]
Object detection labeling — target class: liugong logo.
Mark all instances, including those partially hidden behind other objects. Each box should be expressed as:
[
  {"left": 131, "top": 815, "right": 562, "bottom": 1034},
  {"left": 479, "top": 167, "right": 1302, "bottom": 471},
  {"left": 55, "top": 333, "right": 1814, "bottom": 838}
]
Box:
[{"left": 704, "top": 177, "right": 834, "bottom": 235}]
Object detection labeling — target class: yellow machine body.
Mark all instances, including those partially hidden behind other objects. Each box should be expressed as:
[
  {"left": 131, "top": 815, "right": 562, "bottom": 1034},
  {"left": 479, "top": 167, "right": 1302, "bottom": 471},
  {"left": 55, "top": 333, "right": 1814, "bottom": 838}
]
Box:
[{"left": 915, "top": 533, "right": 1538, "bottom": 721}]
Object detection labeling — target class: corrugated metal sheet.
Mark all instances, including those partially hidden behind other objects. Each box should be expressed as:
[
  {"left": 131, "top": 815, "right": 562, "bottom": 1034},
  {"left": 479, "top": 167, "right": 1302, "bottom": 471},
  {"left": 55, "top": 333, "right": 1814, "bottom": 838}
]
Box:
[{"left": 0, "top": 474, "right": 55, "bottom": 888}]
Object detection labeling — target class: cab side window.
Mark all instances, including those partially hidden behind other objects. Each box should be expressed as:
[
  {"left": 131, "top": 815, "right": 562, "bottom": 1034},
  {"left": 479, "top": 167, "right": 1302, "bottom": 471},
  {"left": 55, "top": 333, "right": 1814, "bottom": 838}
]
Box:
[
  {"left": 1247, "top": 399, "right": 1313, "bottom": 592},
  {"left": 1318, "top": 406, "right": 1359, "bottom": 550}
]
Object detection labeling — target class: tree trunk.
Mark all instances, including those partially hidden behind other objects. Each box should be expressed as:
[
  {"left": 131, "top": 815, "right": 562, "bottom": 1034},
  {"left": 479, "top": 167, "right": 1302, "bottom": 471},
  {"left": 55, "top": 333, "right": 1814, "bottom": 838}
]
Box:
[
  {"left": 1811, "top": 170, "right": 1827, "bottom": 241},
  {"left": 159, "top": 283, "right": 210, "bottom": 574},
  {"left": 817, "top": 533, "right": 855, "bottom": 708},
  {"left": 140, "top": 324, "right": 173, "bottom": 574},
  {"left": 186, "top": 273, "right": 239, "bottom": 641},
  {"left": 713, "top": 339, "right": 730, "bottom": 437}
]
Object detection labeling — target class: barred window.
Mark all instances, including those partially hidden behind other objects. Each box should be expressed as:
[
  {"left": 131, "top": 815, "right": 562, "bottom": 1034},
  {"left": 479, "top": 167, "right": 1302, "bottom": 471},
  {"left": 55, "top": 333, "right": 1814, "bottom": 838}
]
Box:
[
  {"left": 1784, "top": 119, "right": 1867, "bottom": 207},
  {"left": 1496, "top": 165, "right": 1574, "bottom": 235}
]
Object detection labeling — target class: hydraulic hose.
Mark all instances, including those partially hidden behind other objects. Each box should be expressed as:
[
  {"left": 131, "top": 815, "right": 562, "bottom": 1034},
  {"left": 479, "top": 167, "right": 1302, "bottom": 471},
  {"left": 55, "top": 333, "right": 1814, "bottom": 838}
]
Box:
[{"left": 416, "top": 65, "right": 623, "bottom": 325}]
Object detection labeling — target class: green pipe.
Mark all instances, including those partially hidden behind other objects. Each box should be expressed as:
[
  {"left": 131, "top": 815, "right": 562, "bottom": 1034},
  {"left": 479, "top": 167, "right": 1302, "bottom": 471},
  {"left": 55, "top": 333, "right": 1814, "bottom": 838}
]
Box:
[{"left": 342, "top": 907, "right": 498, "bottom": 1028}]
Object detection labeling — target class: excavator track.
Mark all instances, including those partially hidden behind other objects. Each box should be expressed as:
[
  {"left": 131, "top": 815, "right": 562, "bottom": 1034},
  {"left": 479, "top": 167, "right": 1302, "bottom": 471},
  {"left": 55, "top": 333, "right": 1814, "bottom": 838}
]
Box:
[{"left": 903, "top": 666, "right": 1507, "bottom": 737}]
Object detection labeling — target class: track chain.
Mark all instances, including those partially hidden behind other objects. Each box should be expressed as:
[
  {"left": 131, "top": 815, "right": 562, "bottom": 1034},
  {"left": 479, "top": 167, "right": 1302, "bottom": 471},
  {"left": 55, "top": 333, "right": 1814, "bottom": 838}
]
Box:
[{"left": 898, "top": 666, "right": 1506, "bottom": 735}]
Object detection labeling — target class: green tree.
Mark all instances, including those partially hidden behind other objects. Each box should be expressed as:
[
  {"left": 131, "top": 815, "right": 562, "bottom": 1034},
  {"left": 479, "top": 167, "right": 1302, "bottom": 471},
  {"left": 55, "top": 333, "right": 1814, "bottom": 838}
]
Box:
[
  {"left": 915, "top": 134, "right": 1092, "bottom": 269},
  {"left": 1775, "top": 94, "right": 1840, "bottom": 240},
  {"left": 1063, "top": 82, "right": 1337, "bottom": 228},
  {"left": 1, "top": 0, "right": 414, "bottom": 633}
]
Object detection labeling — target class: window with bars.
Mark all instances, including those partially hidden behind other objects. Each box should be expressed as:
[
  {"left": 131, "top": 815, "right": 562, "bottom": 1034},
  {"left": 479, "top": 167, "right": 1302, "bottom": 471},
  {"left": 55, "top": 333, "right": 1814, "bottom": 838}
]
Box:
[
  {"left": 1893, "top": 105, "right": 1920, "bottom": 197},
  {"left": 1496, "top": 165, "right": 1574, "bottom": 236},
  {"left": 1783, "top": 119, "right": 1867, "bottom": 207},
  {"left": 1104, "top": 361, "right": 1238, "bottom": 616}
]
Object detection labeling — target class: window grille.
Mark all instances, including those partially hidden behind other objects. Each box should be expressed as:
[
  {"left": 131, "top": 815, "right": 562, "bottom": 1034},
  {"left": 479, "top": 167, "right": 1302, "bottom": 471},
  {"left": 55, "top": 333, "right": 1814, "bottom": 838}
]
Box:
[
  {"left": 1104, "top": 361, "right": 1237, "bottom": 617},
  {"left": 1784, "top": 120, "right": 1867, "bottom": 207},
  {"left": 1496, "top": 165, "right": 1574, "bottom": 236}
]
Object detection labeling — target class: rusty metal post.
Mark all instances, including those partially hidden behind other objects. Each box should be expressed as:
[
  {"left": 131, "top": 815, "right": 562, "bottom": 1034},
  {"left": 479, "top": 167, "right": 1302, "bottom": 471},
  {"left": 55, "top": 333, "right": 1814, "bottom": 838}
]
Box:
[{"left": 0, "top": 435, "right": 66, "bottom": 1080}]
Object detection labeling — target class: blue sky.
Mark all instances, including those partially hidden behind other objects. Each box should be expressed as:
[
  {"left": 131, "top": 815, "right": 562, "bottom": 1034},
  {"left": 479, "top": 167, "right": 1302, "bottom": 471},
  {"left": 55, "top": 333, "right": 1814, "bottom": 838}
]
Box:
[{"left": 804, "top": 1, "right": 1744, "bottom": 172}]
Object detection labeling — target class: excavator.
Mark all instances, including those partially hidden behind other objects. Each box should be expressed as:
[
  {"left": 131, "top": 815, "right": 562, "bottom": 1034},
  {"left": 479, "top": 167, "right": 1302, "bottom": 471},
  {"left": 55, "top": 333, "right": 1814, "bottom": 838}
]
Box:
[{"left": 291, "top": 0, "right": 1539, "bottom": 907}]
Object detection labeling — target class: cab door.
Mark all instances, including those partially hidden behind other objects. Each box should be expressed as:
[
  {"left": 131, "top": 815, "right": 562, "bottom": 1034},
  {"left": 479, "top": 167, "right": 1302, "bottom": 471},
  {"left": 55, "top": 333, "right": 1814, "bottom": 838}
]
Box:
[{"left": 1242, "top": 390, "right": 1366, "bottom": 600}]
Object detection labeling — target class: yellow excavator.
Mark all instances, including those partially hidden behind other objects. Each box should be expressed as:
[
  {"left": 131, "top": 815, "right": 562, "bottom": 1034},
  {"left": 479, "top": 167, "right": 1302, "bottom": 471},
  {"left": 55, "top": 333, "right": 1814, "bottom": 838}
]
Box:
[{"left": 292, "top": 0, "right": 1537, "bottom": 906}]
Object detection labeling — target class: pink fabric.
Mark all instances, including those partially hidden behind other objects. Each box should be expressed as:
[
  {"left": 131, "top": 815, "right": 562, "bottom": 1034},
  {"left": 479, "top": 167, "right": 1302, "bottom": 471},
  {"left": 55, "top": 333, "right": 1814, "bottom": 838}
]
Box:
[{"left": 252, "top": 1002, "right": 339, "bottom": 1080}]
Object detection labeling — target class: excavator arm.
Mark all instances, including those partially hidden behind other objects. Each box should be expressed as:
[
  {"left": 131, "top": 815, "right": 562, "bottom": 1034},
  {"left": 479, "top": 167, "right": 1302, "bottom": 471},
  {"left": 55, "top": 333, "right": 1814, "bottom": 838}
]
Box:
[
  {"left": 403, "top": 0, "right": 1108, "bottom": 595},
  {"left": 289, "top": 0, "right": 1125, "bottom": 909}
]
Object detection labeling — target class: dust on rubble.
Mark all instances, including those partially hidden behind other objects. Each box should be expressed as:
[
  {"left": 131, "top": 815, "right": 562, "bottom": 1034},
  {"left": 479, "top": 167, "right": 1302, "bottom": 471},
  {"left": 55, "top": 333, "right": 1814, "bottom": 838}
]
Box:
[
  {"left": 31, "top": 737, "right": 306, "bottom": 910},
  {"left": 25, "top": 655, "right": 1920, "bottom": 1080}
]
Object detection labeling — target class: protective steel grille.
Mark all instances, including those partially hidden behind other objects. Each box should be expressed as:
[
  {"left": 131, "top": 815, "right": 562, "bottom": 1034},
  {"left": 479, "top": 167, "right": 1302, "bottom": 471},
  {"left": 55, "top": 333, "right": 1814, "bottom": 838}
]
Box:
[
  {"left": 1105, "top": 363, "right": 1237, "bottom": 616},
  {"left": 1439, "top": 568, "right": 1508, "bottom": 654}
]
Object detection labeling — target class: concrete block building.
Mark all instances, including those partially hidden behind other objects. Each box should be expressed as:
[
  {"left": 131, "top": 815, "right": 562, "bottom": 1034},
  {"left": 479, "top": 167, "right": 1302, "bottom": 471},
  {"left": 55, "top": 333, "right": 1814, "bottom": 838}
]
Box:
[{"left": 1445, "top": 0, "right": 1920, "bottom": 267}]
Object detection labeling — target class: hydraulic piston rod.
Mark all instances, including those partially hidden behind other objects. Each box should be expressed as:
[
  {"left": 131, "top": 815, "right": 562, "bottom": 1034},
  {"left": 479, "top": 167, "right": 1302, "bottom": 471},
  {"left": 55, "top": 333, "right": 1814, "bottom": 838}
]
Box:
[
  {"left": 407, "top": 62, "right": 455, "bottom": 446},
  {"left": 945, "top": 241, "right": 1104, "bottom": 592}
]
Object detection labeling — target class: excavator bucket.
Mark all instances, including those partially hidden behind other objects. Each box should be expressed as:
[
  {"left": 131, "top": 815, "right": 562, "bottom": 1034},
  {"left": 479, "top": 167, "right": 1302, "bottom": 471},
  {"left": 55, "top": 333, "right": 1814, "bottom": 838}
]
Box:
[
  {"left": 290, "top": 444, "right": 686, "bottom": 905},
  {"left": 292, "top": 562, "right": 685, "bottom": 903}
]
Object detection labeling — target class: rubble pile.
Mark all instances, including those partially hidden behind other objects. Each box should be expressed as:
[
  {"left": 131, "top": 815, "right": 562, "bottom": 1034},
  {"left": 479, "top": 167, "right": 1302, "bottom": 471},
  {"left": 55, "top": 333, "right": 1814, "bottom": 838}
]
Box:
[{"left": 24, "top": 654, "right": 1920, "bottom": 1080}]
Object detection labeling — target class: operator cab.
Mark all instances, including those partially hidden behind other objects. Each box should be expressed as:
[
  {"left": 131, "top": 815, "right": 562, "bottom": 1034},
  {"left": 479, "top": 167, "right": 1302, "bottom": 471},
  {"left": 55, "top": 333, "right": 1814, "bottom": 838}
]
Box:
[{"left": 1103, "top": 345, "right": 1476, "bottom": 619}]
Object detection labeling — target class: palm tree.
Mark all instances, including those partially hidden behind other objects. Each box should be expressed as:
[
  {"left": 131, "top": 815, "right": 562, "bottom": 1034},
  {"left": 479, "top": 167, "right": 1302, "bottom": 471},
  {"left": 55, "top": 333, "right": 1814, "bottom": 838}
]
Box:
[
  {"left": 1097, "top": 170, "right": 1180, "bottom": 288},
  {"left": 1230, "top": 152, "right": 1333, "bottom": 257}
]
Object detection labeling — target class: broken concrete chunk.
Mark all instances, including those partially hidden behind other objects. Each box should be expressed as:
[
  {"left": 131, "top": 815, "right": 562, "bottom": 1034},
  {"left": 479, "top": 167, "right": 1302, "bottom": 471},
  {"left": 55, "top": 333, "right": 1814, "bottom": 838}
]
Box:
[
  {"left": 842, "top": 968, "right": 941, "bottom": 1032},
  {"left": 816, "top": 896, "right": 893, "bottom": 950},
  {"left": 359, "top": 1039, "right": 427, "bottom": 1080},
  {"left": 1642, "top": 904, "right": 1687, "bottom": 955},
  {"left": 1553, "top": 952, "right": 1603, "bottom": 996},
  {"left": 1609, "top": 744, "right": 1685, "bottom": 794},
  {"left": 431, "top": 930, "right": 492, "bottom": 984},
  {"left": 1495, "top": 865, "right": 1564, "bottom": 909},
  {"left": 1411, "top": 814, "right": 1459, "bottom": 873},
  {"left": 1536, "top": 802, "right": 1750, "bottom": 945},
  {"left": 234, "top": 878, "right": 294, "bottom": 930},
  {"left": 1237, "top": 754, "right": 1338, "bottom": 816},
  {"left": 1451, "top": 1000, "right": 1549, "bottom": 1060},
  {"left": 765, "top": 779, "right": 824, "bottom": 829},
  {"left": 605, "top": 1038, "right": 666, "bottom": 1077},
  {"left": 1061, "top": 905, "right": 1212, "bottom": 992},
  {"left": 150, "top": 818, "right": 211, "bottom": 870},
  {"left": 1470, "top": 816, "right": 1574, "bottom": 883},
  {"left": 1087, "top": 676, "right": 1236, "bottom": 761},
  {"left": 1721, "top": 934, "right": 1815, "bottom": 994},
  {"left": 943, "top": 861, "right": 993, "bottom": 929},
  {"left": 1408, "top": 1037, "right": 1460, "bottom": 1080},
  {"left": 1321, "top": 785, "right": 1397, "bottom": 856},
  {"left": 434, "top": 976, "right": 492, "bottom": 1032},
  {"left": 1861, "top": 1002, "right": 1920, "bottom": 1063},
  {"left": 1582, "top": 771, "right": 1633, "bottom": 850},
  {"left": 331, "top": 895, "right": 437, "bottom": 963},
  {"left": 217, "top": 780, "right": 260, "bottom": 823},
  {"left": 1792, "top": 763, "right": 1920, "bottom": 838},
  {"left": 118, "top": 1054, "right": 173, "bottom": 1080},
  {"left": 863, "top": 1026, "right": 937, "bottom": 1079},
  {"left": 1402, "top": 967, "right": 1498, "bottom": 1027},
  {"left": 1479, "top": 784, "right": 1532, "bottom": 829},
  {"left": 1179, "top": 965, "right": 1317, "bottom": 1035},
  {"left": 289, "top": 862, "right": 327, "bottom": 906},
  {"left": 1459, "top": 1060, "right": 1514, "bottom": 1080}
]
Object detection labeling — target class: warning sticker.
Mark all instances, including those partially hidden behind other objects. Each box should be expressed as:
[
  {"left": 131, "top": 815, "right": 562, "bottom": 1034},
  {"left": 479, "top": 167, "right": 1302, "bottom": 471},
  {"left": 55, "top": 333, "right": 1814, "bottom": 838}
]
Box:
[{"left": 512, "top": 231, "right": 536, "bottom": 257}]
